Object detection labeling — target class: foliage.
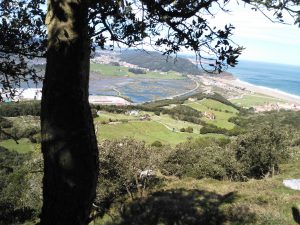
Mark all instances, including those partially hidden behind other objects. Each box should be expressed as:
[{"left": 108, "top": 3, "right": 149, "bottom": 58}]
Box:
[
  {"left": 0, "top": 0, "right": 46, "bottom": 100},
  {"left": 0, "top": 117, "right": 12, "bottom": 129},
  {"left": 0, "top": 101, "right": 40, "bottom": 117},
  {"left": 231, "top": 126, "right": 289, "bottom": 178},
  {"left": 162, "top": 105, "right": 203, "bottom": 124},
  {"left": 151, "top": 140, "right": 163, "bottom": 147},
  {"left": 91, "top": 108, "right": 99, "bottom": 118},
  {"left": 0, "top": 146, "right": 42, "bottom": 225},
  {"left": 247, "top": 0, "right": 300, "bottom": 27},
  {"left": 189, "top": 92, "right": 240, "bottom": 110},
  {"left": 128, "top": 68, "right": 146, "bottom": 74},
  {"left": 162, "top": 138, "right": 239, "bottom": 180},
  {"left": 89, "top": 1, "right": 243, "bottom": 72},
  {"left": 229, "top": 111, "right": 300, "bottom": 131},
  {"left": 96, "top": 139, "right": 165, "bottom": 214},
  {"left": 0, "top": 115, "right": 40, "bottom": 143}
]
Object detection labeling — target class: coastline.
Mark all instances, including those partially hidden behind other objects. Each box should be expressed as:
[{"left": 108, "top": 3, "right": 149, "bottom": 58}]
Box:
[{"left": 202, "top": 72, "right": 300, "bottom": 104}]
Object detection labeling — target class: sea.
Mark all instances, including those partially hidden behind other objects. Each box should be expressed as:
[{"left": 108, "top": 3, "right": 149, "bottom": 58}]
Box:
[{"left": 228, "top": 60, "right": 300, "bottom": 98}]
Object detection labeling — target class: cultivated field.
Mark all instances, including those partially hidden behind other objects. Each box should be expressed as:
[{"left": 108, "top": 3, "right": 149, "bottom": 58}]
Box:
[{"left": 184, "top": 98, "right": 237, "bottom": 129}]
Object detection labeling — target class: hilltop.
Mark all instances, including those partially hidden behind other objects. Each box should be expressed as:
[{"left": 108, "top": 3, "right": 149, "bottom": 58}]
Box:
[{"left": 119, "top": 50, "right": 202, "bottom": 75}]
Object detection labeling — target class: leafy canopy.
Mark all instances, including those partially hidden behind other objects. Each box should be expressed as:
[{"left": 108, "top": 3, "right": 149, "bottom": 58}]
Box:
[{"left": 1, "top": 0, "right": 299, "bottom": 99}]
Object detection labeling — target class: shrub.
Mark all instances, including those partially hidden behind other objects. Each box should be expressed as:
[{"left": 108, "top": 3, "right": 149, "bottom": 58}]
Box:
[
  {"left": 0, "top": 101, "right": 40, "bottom": 117},
  {"left": 110, "top": 61, "right": 120, "bottom": 66},
  {"left": 96, "top": 139, "right": 164, "bottom": 209},
  {"left": 0, "top": 117, "right": 13, "bottom": 128},
  {"left": 186, "top": 127, "right": 193, "bottom": 133},
  {"left": 180, "top": 128, "right": 185, "bottom": 132},
  {"left": 151, "top": 140, "right": 163, "bottom": 147},
  {"left": 91, "top": 108, "right": 99, "bottom": 118},
  {"left": 231, "top": 126, "right": 288, "bottom": 178},
  {"left": 120, "top": 119, "right": 129, "bottom": 123},
  {"left": 162, "top": 138, "right": 238, "bottom": 180},
  {"left": 128, "top": 68, "right": 146, "bottom": 74},
  {"left": 154, "top": 111, "right": 160, "bottom": 116}
]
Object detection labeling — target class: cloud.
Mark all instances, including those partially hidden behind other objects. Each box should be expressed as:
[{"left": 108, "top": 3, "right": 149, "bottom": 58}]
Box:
[{"left": 207, "top": 2, "right": 300, "bottom": 65}]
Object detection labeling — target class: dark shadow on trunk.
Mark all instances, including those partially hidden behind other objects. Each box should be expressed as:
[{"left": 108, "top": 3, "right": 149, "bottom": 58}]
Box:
[{"left": 40, "top": 1, "right": 98, "bottom": 224}]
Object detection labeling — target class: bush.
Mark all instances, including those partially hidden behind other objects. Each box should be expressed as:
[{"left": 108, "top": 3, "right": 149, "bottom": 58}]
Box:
[
  {"left": 180, "top": 128, "right": 185, "bottom": 132},
  {"left": 186, "top": 127, "right": 193, "bottom": 133},
  {"left": 162, "top": 138, "right": 238, "bottom": 180},
  {"left": 231, "top": 126, "right": 288, "bottom": 178},
  {"left": 110, "top": 61, "right": 120, "bottom": 66},
  {"left": 96, "top": 139, "right": 164, "bottom": 209},
  {"left": 151, "top": 141, "right": 163, "bottom": 147},
  {"left": 0, "top": 147, "right": 42, "bottom": 224},
  {"left": 128, "top": 68, "right": 146, "bottom": 74},
  {"left": 154, "top": 111, "right": 160, "bottom": 116},
  {"left": 29, "top": 133, "right": 42, "bottom": 143},
  {"left": 200, "top": 124, "right": 227, "bottom": 134},
  {"left": 0, "top": 117, "right": 13, "bottom": 129},
  {"left": 0, "top": 101, "right": 40, "bottom": 117},
  {"left": 91, "top": 108, "right": 99, "bottom": 118}
]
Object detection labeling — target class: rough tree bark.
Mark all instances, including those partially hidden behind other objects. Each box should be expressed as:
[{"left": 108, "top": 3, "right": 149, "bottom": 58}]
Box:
[{"left": 40, "top": 1, "right": 98, "bottom": 224}]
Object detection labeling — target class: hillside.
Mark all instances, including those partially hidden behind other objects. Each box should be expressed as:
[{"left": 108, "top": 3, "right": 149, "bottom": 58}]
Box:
[
  {"left": 120, "top": 50, "right": 202, "bottom": 75},
  {"left": 1, "top": 96, "right": 300, "bottom": 225}
]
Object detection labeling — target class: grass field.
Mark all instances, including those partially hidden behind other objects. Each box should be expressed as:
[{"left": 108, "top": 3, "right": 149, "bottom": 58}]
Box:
[
  {"left": 184, "top": 99, "right": 237, "bottom": 129},
  {"left": 90, "top": 63, "right": 184, "bottom": 80},
  {"left": 95, "top": 112, "right": 138, "bottom": 123},
  {"left": 151, "top": 114, "right": 202, "bottom": 133},
  {"left": 97, "top": 121, "right": 199, "bottom": 145},
  {"left": 0, "top": 138, "right": 35, "bottom": 153},
  {"left": 230, "top": 93, "right": 286, "bottom": 107}
]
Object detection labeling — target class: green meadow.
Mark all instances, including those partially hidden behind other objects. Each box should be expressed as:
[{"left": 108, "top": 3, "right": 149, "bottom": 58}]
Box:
[
  {"left": 97, "top": 121, "right": 198, "bottom": 145},
  {"left": 230, "top": 93, "right": 286, "bottom": 107},
  {"left": 184, "top": 98, "right": 237, "bottom": 129},
  {"left": 0, "top": 138, "right": 36, "bottom": 154}
]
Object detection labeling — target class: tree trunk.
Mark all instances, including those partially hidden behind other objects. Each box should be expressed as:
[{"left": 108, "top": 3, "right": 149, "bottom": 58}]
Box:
[{"left": 40, "top": 1, "right": 98, "bottom": 224}]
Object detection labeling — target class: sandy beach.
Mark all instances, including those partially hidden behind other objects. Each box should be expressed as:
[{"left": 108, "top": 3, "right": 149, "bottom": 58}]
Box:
[{"left": 200, "top": 73, "right": 300, "bottom": 105}]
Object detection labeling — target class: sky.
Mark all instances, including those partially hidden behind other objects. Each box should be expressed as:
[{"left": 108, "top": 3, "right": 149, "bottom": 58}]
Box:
[{"left": 208, "top": 2, "right": 300, "bottom": 66}]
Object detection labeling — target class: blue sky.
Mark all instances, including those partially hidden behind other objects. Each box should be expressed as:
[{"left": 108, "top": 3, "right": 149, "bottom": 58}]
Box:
[{"left": 209, "top": 2, "right": 300, "bottom": 66}]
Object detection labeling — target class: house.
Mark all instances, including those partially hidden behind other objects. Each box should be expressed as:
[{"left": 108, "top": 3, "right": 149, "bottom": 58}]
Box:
[
  {"left": 88, "top": 96, "right": 131, "bottom": 106},
  {"left": 188, "top": 97, "right": 197, "bottom": 102},
  {"left": 203, "top": 111, "right": 215, "bottom": 120},
  {"left": 139, "top": 114, "right": 151, "bottom": 121},
  {"left": 127, "top": 110, "right": 139, "bottom": 116}
]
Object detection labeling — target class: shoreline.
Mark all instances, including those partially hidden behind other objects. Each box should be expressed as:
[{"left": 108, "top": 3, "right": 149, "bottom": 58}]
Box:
[{"left": 203, "top": 72, "right": 300, "bottom": 104}]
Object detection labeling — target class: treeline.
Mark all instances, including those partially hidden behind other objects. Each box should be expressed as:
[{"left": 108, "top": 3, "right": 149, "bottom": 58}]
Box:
[
  {"left": 128, "top": 68, "right": 146, "bottom": 74},
  {"left": 0, "top": 91, "right": 238, "bottom": 118},
  {"left": 161, "top": 105, "right": 204, "bottom": 125},
  {"left": 0, "top": 101, "right": 40, "bottom": 117},
  {"left": 163, "top": 126, "right": 291, "bottom": 181},
  {"left": 188, "top": 92, "right": 240, "bottom": 110},
  {"left": 142, "top": 92, "right": 240, "bottom": 111},
  {"left": 120, "top": 50, "right": 202, "bottom": 75}
]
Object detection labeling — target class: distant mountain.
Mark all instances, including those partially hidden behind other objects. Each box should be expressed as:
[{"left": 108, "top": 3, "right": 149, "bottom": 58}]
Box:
[{"left": 120, "top": 50, "right": 202, "bottom": 75}]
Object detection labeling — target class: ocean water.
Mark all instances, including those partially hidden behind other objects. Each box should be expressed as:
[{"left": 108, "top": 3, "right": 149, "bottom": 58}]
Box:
[{"left": 228, "top": 60, "right": 300, "bottom": 97}]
